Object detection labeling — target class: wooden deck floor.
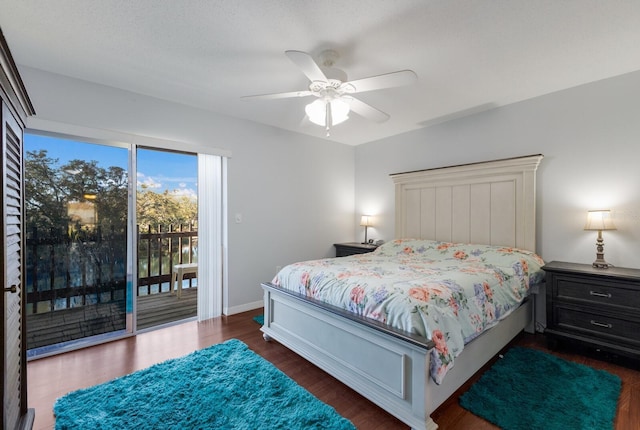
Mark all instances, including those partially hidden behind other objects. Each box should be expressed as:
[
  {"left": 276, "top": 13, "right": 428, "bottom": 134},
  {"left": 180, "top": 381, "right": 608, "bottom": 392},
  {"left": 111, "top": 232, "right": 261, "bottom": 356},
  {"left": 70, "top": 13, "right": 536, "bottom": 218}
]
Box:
[
  {"left": 26, "top": 288, "right": 197, "bottom": 349},
  {"left": 137, "top": 287, "right": 197, "bottom": 330}
]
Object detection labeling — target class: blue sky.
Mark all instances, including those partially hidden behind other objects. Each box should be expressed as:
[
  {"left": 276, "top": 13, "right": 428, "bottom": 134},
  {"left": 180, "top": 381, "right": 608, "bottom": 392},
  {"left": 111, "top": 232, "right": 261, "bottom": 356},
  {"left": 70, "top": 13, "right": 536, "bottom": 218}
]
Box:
[{"left": 25, "top": 133, "right": 197, "bottom": 198}]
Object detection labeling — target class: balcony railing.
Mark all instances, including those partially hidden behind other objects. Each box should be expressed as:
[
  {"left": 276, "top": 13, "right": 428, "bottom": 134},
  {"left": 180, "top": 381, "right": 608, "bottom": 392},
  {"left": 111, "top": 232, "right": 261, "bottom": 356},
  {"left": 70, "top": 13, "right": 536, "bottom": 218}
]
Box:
[
  {"left": 137, "top": 224, "right": 198, "bottom": 296},
  {"left": 25, "top": 224, "right": 198, "bottom": 315},
  {"left": 25, "top": 223, "right": 198, "bottom": 351}
]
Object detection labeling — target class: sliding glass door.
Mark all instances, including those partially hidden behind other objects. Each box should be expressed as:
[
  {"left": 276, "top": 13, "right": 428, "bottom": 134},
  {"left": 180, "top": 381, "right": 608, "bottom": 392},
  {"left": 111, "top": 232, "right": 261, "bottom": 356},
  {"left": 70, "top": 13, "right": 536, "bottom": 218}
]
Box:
[
  {"left": 24, "top": 133, "right": 130, "bottom": 354},
  {"left": 23, "top": 131, "right": 223, "bottom": 355},
  {"left": 136, "top": 148, "right": 198, "bottom": 330}
]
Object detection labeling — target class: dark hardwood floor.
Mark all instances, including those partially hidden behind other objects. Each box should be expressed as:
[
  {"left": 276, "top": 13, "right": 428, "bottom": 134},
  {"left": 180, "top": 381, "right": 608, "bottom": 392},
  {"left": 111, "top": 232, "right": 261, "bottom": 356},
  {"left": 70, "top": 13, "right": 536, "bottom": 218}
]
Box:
[{"left": 28, "top": 310, "right": 640, "bottom": 430}]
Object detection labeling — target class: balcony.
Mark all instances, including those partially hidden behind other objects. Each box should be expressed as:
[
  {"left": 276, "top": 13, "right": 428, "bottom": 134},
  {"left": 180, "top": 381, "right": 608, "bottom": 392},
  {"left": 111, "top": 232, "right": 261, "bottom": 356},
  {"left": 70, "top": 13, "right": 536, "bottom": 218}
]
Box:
[{"left": 25, "top": 224, "right": 197, "bottom": 351}]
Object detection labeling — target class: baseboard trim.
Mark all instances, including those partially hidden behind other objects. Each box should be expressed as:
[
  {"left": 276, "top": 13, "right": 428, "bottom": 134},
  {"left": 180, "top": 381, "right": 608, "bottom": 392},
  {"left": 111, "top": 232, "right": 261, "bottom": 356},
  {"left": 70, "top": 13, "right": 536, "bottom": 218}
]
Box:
[{"left": 224, "top": 300, "right": 263, "bottom": 316}]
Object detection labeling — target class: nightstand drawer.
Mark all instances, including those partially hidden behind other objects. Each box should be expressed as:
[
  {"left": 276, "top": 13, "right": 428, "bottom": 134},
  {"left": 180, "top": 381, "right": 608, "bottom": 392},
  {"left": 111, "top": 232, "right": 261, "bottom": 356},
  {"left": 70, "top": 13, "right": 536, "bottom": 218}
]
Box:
[
  {"left": 556, "top": 277, "right": 640, "bottom": 310},
  {"left": 543, "top": 261, "right": 640, "bottom": 360},
  {"left": 556, "top": 307, "right": 640, "bottom": 344}
]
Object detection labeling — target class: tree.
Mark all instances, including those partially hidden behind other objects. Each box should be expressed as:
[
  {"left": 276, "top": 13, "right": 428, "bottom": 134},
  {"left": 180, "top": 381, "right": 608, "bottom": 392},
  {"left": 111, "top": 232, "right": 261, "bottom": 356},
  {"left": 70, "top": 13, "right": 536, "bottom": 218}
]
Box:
[
  {"left": 24, "top": 149, "right": 68, "bottom": 236},
  {"left": 137, "top": 184, "right": 197, "bottom": 232},
  {"left": 26, "top": 149, "right": 197, "bottom": 235},
  {"left": 25, "top": 150, "right": 129, "bottom": 240}
]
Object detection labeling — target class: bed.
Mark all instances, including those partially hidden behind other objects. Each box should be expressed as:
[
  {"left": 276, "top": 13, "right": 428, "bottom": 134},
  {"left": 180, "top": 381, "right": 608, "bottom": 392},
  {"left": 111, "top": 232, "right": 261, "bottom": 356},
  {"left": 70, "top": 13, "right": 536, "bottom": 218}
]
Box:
[{"left": 261, "top": 154, "right": 544, "bottom": 430}]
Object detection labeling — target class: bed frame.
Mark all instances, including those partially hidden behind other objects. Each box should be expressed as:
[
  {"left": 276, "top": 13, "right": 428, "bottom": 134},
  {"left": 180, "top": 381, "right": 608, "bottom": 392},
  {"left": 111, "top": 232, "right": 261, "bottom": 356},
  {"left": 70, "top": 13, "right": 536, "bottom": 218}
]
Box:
[{"left": 261, "top": 154, "right": 544, "bottom": 430}]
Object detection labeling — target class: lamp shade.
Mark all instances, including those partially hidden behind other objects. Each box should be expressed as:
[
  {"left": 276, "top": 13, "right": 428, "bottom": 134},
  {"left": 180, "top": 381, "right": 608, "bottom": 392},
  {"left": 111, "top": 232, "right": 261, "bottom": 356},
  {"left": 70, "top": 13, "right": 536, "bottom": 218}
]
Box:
[
  {"left": 584, "top": 210, "right": 616, "bottom": 231},
  {"left": 360, "top": 215, "right": 372, "bottom": 227}
]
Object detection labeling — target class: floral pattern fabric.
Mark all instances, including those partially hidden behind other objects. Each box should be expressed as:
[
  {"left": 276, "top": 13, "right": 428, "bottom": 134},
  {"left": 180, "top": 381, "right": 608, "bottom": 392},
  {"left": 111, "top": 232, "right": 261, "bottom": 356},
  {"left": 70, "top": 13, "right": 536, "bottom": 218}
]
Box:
[{"left": 272, "top": 239, "right": 545, "bottom": 384}]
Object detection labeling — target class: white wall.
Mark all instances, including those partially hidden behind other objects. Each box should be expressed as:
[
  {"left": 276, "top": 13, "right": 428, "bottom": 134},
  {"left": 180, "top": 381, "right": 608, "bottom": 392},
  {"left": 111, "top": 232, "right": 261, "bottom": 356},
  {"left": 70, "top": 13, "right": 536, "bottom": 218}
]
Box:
[
  {"left": 355, "top": 70, "right": 640, "bottom": 269},
  {"left": 20, "top": 67, "right": 356, "bottom": 314},
  {"left": 20, "top": 65, "right": 640, "bottom": 316}
]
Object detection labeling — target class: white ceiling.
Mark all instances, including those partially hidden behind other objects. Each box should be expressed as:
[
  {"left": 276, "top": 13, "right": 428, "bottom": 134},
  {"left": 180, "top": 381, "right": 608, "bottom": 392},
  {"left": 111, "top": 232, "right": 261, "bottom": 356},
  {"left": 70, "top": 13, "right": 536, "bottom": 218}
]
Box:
[{"left": 1, "top": 0, "right": 640, "bottom": 145}]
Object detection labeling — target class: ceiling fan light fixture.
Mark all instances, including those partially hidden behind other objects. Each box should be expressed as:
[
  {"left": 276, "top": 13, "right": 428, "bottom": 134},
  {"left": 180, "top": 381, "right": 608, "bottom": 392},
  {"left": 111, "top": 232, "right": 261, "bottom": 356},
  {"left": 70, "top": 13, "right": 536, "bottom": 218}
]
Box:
[
  {"left": 330, "top": 98, "right": 350, "bottom": 125},
  {"left": 305, "top": 99, "right": 326, "bottom": 126},
  {"left": 305, "top": 98, "right": 350, "bottom": 127}
]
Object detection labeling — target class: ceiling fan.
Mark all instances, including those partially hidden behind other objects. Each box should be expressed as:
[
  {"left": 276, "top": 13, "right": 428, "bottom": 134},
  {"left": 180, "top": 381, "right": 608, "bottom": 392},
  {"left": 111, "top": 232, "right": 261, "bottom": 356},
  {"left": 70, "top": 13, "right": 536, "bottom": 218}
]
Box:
[{"left": 242, "top": 49, "right": 417, "bottom": 136}]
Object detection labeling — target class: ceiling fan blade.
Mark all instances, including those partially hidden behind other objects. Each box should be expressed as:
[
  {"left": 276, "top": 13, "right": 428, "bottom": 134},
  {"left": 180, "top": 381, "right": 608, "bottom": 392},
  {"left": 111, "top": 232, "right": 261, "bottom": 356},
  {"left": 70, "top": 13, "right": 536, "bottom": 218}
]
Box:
[
  {"left": 345, "top": 70, "right": 417, "bottom": 93},
  {"left": 285, "top": 50, "right": 327, "bottom": 82},
  {"left": 348, "top": 97, "right": 390, "bottom": 123},
  {"left": 241, "top": 90, "right": 314, "bottom": 101}
]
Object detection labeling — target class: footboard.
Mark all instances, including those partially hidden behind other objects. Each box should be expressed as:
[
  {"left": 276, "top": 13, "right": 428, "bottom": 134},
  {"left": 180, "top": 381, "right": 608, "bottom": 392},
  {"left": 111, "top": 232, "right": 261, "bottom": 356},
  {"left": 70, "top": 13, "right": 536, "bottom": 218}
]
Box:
[
  {"left": 261, "top": 282, "right": 537, "bottom": 430},
  {"left": 261, "top": 282, "right": 436, "bottom": 430}
]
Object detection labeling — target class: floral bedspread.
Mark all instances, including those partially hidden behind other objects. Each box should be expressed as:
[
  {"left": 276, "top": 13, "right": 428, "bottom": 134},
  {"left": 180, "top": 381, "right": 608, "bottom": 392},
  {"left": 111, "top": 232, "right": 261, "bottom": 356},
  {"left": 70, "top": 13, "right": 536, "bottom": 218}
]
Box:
[{"left": 272, "top": 239, "right": 545, "bottom": 384}]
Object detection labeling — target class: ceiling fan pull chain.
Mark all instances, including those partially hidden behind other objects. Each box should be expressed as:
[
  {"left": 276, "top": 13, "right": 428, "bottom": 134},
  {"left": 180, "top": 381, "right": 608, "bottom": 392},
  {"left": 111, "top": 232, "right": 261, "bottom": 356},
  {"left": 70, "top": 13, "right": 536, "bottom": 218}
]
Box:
[{"left": 325, "top": 101, "right": 332, "bottom": 136}]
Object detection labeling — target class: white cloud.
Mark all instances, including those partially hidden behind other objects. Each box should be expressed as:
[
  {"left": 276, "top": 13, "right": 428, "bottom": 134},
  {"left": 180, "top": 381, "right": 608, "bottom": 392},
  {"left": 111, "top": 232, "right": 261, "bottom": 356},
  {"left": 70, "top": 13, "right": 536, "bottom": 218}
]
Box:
[
  {"left": 137, "top": 171, "right": 196, "bottom": 194},
  {"left": 170, "top": 188, "right": 197, "bottom": 200},
  {"left": 139, "top": 177, "right": 162, "bottom": 189}
]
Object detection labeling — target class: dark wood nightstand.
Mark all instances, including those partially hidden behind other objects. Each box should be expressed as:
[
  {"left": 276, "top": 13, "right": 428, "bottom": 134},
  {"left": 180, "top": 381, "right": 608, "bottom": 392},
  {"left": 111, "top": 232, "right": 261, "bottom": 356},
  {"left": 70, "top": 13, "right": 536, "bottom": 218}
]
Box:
[
  {"left": 542, "top": 261, "right": 640, "bottom": 360},
  {"left": 334, "top": 242, "right": 378, "bottom": 257}
]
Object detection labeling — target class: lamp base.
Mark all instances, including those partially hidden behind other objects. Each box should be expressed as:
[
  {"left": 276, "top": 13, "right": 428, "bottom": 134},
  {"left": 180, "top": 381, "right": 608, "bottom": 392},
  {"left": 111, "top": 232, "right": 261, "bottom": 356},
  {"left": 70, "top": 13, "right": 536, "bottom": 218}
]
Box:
[
  {"left": 592, "top": 259, "right": 613, "bottom": 269},
  {"left": 592, "top": 233, "right": 613, "bottom": 269},
  {"left": 361, "top": 225, "right": 368, "bottom": 245}
]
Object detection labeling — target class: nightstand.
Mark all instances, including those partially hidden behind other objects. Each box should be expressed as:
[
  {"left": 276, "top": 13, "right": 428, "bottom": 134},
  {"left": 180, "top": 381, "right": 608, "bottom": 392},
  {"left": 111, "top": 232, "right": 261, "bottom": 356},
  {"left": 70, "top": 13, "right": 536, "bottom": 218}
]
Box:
[
  {"left": 542, "top": 261, "right": 640, "bottom": 360},
  {"left": 334, "top": 242, "right": 378, "bottom": 257}
]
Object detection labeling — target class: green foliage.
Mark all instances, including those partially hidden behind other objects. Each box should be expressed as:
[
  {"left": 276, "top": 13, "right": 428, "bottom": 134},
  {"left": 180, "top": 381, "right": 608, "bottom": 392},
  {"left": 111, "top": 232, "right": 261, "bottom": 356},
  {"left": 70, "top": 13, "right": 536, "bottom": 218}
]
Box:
[
  {"left": 25, "top": 149, "right": 196, "bottom": 237},
  {"left": 25, "top": 149, "right": 128, "bottom": 238},
  {"left": 24, "top": 149, "right": 67, "bottom": 235},
  {"left": 137, "top": 184, "right": 197, "bottom": 232}
]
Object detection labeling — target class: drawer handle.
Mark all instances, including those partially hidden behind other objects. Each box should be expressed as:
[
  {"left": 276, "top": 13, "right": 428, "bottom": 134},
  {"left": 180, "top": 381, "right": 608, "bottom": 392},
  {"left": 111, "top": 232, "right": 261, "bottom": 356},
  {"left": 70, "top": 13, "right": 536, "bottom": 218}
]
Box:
[
  {"left": 589, "top": 291, "right": 612, "bottom": 299},
  {"left": 590, "top": 320, "right": 613, "bottom": 329}
]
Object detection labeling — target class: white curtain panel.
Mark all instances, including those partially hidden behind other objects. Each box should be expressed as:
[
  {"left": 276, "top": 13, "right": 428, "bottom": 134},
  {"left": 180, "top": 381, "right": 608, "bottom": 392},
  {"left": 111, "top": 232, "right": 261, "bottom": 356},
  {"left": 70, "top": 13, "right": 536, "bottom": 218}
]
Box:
[{"left": 197, "top": 154, "right": 225, "bottom": 320}]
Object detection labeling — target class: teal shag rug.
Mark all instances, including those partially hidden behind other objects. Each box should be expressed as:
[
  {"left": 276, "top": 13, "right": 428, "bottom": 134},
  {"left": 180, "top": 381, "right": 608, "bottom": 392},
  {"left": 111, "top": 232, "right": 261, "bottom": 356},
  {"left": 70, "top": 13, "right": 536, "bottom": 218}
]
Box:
[
  {"left": 253, "top": 314, "right": 264, "bottom": 325},
  {"left": 54, "top": 339, "right": 355, "bottom": 430},
  {"left": 459, "top": 347, "right": 621, "bottom": 430}
]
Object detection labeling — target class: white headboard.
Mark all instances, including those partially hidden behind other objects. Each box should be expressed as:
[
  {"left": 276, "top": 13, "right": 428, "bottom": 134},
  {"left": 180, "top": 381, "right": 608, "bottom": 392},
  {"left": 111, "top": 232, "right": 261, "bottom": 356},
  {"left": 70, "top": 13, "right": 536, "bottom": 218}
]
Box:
[{"left": 391, "top": 154, "right": 543, "bottom": 252}]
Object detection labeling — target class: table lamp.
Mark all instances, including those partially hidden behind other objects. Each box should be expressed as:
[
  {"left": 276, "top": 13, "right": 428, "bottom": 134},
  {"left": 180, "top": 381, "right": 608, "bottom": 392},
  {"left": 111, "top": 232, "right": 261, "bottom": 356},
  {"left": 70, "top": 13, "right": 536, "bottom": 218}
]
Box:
[{"left": 584, "top": 210, "right": 616, "bottom": 268}]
